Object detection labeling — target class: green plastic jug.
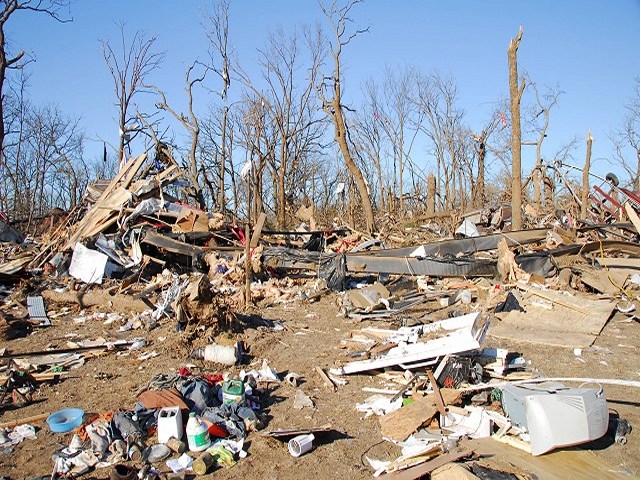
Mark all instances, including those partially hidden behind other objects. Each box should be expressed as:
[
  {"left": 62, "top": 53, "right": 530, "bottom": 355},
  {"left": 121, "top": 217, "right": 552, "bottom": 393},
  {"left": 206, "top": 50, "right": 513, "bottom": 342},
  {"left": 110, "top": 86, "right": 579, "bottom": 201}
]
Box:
[{"left": 222, "top": 379, "right": 245, "bottom": 405}]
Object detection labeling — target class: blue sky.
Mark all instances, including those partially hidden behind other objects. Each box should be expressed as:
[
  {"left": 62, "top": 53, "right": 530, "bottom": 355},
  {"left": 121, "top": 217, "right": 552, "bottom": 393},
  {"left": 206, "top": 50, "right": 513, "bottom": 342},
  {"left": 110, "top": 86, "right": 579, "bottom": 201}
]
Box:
[{"left": 7, "top": 0, "right": 640, "bottom": 182}]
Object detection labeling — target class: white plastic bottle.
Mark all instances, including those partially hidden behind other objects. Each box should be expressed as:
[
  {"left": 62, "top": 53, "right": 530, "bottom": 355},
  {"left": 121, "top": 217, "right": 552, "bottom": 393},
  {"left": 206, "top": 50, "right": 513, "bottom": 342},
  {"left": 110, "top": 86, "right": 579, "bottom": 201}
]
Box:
[
  {"left": 191, "top": 343, "right": 237, "bottom": 366},
  {"left": 185, "top": 412, "right": 211, "bottom": 452}
]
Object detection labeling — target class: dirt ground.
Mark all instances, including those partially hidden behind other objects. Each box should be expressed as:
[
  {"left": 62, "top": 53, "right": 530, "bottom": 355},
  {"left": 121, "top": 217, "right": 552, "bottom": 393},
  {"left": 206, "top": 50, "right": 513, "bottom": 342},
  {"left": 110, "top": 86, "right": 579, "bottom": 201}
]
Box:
[{"left": 0, "top": 291, "right": 638, "bottom": 479}]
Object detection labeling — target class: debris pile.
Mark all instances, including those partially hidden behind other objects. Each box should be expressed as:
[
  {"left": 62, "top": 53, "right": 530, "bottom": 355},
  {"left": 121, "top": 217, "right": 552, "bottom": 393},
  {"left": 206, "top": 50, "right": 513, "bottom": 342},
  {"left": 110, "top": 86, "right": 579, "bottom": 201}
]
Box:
[{"left": 0, "top": 154, "right": 639, "bottom": 478}]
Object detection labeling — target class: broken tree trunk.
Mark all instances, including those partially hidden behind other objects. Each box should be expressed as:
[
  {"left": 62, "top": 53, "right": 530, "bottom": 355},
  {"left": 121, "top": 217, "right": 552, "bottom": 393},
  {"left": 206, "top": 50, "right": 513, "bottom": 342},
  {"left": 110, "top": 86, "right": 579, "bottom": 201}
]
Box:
[
  {"left": 581, "top": 130, "right": 593, "bottom": 219},
  {"left": 319, "top": 3, "right": 376, "bottom": 234},
  {"left": 508, "top": 27, "right": 525, "bottom": 230},
  {"left": 427, "top": 173, "right": 436, "bottom": 215},
  {"left": 474, "top": 132, "right": 486, "bottom": 209}
]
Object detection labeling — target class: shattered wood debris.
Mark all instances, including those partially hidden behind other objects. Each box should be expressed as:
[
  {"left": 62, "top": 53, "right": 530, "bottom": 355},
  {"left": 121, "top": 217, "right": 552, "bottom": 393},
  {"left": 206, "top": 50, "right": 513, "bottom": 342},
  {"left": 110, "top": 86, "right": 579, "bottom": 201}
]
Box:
[{"left": 1, "top": 155, "right": 640, "bottom": 478}]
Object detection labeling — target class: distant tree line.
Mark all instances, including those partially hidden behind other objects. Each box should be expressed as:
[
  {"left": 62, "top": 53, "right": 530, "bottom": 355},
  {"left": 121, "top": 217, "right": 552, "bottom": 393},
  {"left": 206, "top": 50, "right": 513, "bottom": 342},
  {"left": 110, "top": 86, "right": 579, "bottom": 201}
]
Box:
[{"left": 1, "top": 0, "right": 639, "bottom": 234}]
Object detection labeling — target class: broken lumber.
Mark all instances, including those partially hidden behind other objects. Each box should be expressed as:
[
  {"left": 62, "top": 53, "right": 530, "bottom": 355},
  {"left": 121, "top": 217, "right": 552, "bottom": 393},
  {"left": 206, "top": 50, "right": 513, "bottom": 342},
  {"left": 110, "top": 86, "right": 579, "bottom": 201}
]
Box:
[
  {"left": 376, "top": 448, "right": 471, "bottom": 480},
  {"left": 379, "top": 388, "right": 462, "bottom": 442},
  {"left": 315, "top": 367, "right": 336, "bottom": 392},
  {"left": 0, "top": 413, "right": 51, "bottom": 429}
]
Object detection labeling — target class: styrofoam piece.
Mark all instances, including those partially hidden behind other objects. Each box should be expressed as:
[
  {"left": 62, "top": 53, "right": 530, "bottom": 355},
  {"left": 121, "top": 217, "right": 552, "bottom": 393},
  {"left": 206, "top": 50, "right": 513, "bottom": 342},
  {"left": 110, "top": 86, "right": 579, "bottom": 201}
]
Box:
[
  {"left": 441, "top": 406, "right": 492, "bottom": 439},
  {"left": 288, "top": 434, "right": 315, "bottom": 457},
  {"left": 158, "top": 406, "right": 183, "bottom": 444}
]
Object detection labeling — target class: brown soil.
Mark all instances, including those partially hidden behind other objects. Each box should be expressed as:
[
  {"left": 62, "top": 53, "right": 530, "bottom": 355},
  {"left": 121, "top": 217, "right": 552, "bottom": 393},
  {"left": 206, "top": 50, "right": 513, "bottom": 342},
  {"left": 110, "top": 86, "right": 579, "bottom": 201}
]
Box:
[{"left": 0, "top": 293, "right": 638, "bottom": 479}]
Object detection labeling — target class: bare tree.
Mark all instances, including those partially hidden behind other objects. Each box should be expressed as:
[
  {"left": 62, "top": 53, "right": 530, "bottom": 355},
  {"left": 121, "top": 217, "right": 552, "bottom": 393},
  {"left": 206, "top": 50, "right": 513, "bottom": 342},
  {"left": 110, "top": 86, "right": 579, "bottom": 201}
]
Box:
[
  {"left": 0, "top": 0, "right": 70, "bottom": 164},
  {"left": 102, "top": 25, "right": 163, "bottom": 166},
  {"left": 523, "top": 78, "right": 561, "bottom": 210},
  {"left": 251, "top": 27, "right": 324, "bottom": 227},
  {"left": 374, "top": 66, "right": 422, "bottom": 212},
  {"left": 318, "top": 0, "right": 375, "bottom": 233},
  {"left": 415, "top": 71, "right": 468, "bottom": 210},
  {"left": 508, "top": 26, "right": 525, "bottom": 229},
  {"left": 611, "top": 76, "right": 640, "bottom": 190},
  {"left": 353, "top": 79, "right": 386, "bottom": 211},
  {"left": 205, "top": 0, "right": 232, "bottom": 212},
  {"left": 1, "top": 97, "right": 84, "bottom": 228},
  {"left": 472, "top": 112, "right": 501, "bottom": 208},
  {"left": 152, "top": 62, "right": 208, "bottom": 209}
]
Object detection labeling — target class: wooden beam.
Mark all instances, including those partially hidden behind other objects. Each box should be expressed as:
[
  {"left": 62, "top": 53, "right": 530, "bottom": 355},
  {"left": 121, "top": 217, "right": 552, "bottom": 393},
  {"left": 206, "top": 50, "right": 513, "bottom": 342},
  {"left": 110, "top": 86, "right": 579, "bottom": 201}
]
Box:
[
  {"left": 376, "top": 448, "right": 471, "bottom": 480},
  {"left": 250, "top": 212, "right": 267, "bottom": 248},
  {"left": 0, "top": 413, "right": 51, "bottom": 429},
  {"left": 427, "top": 370, "right": 448, "bottom": 418}
]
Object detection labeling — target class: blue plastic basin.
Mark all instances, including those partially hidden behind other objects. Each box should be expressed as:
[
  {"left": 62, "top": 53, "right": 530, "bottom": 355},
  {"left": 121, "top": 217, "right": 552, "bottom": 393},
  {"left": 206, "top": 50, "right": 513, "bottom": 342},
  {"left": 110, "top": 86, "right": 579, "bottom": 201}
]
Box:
[{"left": 46, "top": 408, "right": 84, "bottom": 433}]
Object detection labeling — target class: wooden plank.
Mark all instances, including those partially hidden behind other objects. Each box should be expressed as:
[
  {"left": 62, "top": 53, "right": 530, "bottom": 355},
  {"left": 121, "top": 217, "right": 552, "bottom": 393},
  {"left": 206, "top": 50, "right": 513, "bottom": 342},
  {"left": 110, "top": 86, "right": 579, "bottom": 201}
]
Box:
[
  {"left": 379, "top": 389, "right": 461, "bottom": 442},
  {"left": 491, "top": 286, "right": 616, "bottom": 348},
  {"left": 63, "top": 154, "right": 147, "bottom": 250},
  {"left": 315, "top": 366, "right": 336, "bottom": 392},
  {"left": 261, "top": 424, "right": 333, "bottom": 438},
  {"left": 463, "top": 437, "right": 626, "bottom": 480},
  {"left": 518, "top": 285, "right": 593, "bottom": 315},
  {"left": 141, "top": 230, "right": 204, "bottom": 256},
  {"left": 376, "top": 448, "right": 471, "bottom": 480},
  {"left": 0, "top": 256, "right": 32, "bottom": 274},
  {"left": 0, "top": 371, "right": 69, "bottom": 383},
  {"left": 624, "top": 202, "right": 640, "bottom": 234},
  {"left": 250, "top": 212, "right": 267, "bottom": 248},
  {"left": 0, "top": 413, "right": 50, "bottom": 429},
  {"left": 575, "top": 266, "right": 629, "bottom": 295},
  {"left": 597, "top": 257, "right": 640, "bottom": 269},
  {"left": 427, "top": 370, "right": 447, "bottom": 417}
]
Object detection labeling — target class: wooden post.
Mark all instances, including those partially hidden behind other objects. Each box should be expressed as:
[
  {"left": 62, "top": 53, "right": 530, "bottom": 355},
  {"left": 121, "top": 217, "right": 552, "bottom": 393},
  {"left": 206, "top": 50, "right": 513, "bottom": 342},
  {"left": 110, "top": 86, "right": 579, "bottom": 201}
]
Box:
[
  {"left": 508, "top": 27, "right": 525, "bottom": 230},
  {"left": 348, "top": 181, "right": 355, "bottom": 229},
  {"left": 244, "top": 222, "right": 251, "bottom": 308},
  {"left": 245, "top": 173, "right": 252, "bottom": 308},
  {"left": 427, "top": 174, "right": 436, "bottom": 215},
  {"left": 581, "top": 130, "right": 593, "bottom": 219}
]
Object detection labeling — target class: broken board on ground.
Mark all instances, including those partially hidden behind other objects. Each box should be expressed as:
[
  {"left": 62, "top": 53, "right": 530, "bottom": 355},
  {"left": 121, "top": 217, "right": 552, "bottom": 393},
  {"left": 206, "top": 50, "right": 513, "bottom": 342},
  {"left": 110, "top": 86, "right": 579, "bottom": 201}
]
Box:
[
  {"left": 261, "top": 424, "right": 333, "bottom": 438},
  {"left": 489, "top": 286, "right": 616, "bottom": 348},
  {"left": 462, "top": 437, "right": 627, "bottom": 480}
]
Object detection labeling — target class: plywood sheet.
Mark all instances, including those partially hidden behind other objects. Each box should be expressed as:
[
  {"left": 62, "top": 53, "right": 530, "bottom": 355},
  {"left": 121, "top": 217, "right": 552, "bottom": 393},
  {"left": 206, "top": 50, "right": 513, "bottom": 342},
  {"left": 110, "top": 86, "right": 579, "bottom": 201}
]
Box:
[
  {"left": 463, "top": 437, "right": 628, "bottom": 480},
  {"left": 379, "top": 388, "right": 461, "bottom": 442},
  {"left": 489, "top": 287, "right": 615, "bottom": 348}
]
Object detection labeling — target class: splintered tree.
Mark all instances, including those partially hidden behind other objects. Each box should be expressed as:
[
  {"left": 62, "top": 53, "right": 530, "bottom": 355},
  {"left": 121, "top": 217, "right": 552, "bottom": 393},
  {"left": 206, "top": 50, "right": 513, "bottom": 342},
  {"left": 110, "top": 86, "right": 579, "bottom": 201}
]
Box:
[
  {"left": 508, "top": 26, "right": 525, "bottom": 230},
  {"left": 318, "top": 0, "right": 375, "bottom": 233},
  {"left": 0, "top": 0, "right": 70, "bottom": 164},
  {"left": 581, "top": 130, "right": 593, "bottom": 219},
  {"left": 102, "top": 25, "right": 163, "bottom": 167}
]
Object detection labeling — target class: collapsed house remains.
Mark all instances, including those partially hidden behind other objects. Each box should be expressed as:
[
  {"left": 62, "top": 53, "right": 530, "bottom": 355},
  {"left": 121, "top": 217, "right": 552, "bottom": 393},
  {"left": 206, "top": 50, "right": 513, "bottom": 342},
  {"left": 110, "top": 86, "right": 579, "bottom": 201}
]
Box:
[{"left": 0, "top": 153, "right": 638, "bottom": 479}]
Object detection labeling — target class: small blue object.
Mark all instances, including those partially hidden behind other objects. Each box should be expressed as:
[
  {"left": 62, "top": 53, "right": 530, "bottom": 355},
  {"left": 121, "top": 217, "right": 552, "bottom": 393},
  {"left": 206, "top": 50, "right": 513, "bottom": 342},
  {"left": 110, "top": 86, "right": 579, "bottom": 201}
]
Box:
[{"left": 46, "top": 408, "right": 84, "bottom": 433}]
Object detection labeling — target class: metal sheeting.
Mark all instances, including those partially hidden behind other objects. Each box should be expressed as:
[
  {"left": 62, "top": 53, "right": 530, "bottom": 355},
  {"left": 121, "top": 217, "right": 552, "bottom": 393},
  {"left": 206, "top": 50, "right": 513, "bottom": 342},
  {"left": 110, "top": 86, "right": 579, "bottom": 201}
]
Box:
[
  {"left": 346, "top": 255, "right": 496, "bottom": 277},
  {"left": 27, "top": 296, "right": 51, "bottom": 327},
  {"left": 364, "top": 229, "right": 549, "bottom": 258}
]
